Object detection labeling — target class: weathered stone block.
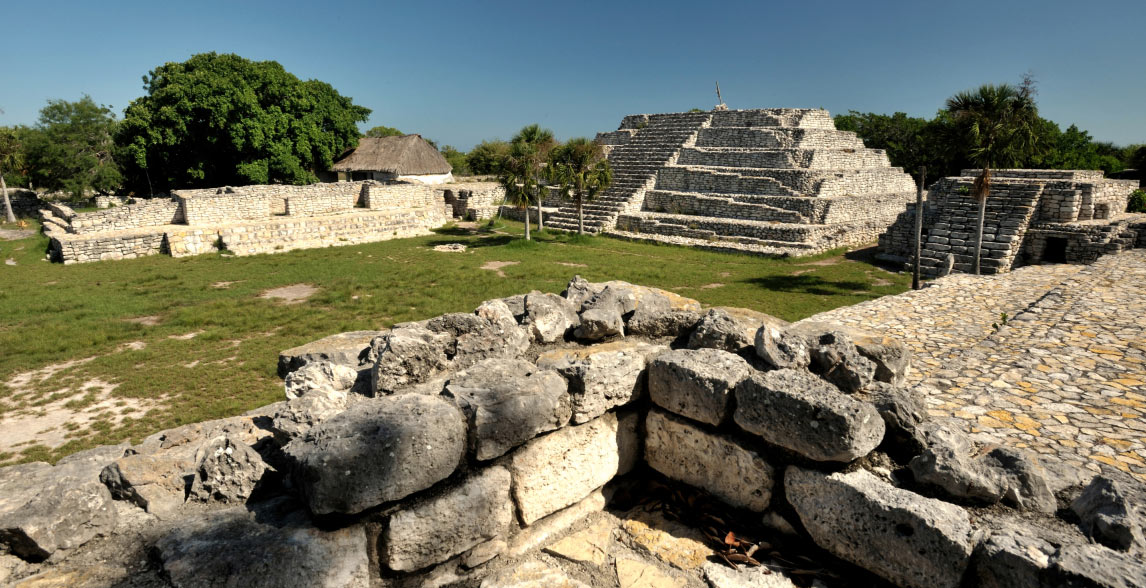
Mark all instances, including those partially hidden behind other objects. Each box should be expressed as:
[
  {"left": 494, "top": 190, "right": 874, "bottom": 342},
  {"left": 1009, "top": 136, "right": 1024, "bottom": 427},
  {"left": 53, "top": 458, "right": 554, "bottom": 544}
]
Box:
[
  {"left": 734, "top": 369, "right": 884, "bottom": 462},
  {"left": 369, "top": 326, "right": 452, "bottom": 395},
  {"left": 286, "top": 394, "right": 466, "bottom": 515},
  {"left": 648, "top": 348, "right": 752, "bottom": 426},
  {"left": 383, "top": 467, "right": 513, "bottom": 572},
  {"left": 445, "top": 358, "right": 571, "bottom": 460},
  {"left": 277, "top": 330, "right": 384, "bottom": 376},
  {"left": 785, "top": 467, "right": 974, "bottom": 588},
  {"left": 0, "top": 462, "right": 118, "bottom": 560},
  {"left": 537, "top": 341, "right": 666, "bottom": 424},
  {"left": 524, "top": 292, "right": 580, "bottom": 343},
  {"left": 645, "top": 410, "right": 773, "bottom": 511},
  {"left": 510, "top": 411, "right": 638, "bottom": 525}
]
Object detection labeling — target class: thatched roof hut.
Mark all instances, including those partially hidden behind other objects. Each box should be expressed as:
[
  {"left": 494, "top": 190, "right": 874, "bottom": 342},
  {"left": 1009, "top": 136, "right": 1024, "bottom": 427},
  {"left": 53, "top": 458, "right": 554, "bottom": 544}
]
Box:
[{"left": 330, "top": 135, "right": 452, "bottom": 184}]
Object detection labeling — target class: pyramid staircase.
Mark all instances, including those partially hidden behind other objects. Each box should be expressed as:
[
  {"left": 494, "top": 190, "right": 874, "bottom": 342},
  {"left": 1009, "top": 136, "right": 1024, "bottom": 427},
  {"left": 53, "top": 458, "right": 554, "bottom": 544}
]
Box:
[
  {"left": 559, "top": 108, "right": 918, "bottom": 255},
  {"left": 544, "top": 112, "right": 711, "bottom": 233}
]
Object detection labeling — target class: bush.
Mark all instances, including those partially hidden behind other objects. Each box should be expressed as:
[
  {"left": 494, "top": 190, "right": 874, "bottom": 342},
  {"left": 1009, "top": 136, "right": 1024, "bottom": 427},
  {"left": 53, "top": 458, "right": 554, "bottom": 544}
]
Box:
[{"left": 1128, "top": 189, "right": 1146, "bottom": 213}]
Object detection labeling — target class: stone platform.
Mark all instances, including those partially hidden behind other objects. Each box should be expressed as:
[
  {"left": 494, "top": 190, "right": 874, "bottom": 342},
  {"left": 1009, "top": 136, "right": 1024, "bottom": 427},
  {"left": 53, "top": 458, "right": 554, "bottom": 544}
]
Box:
[
  {"left": 546, "top": 108, "right": 917, "bottom": 256},
  {"left": 809, "top": 249, "right": 1146, "bottom": 480}
]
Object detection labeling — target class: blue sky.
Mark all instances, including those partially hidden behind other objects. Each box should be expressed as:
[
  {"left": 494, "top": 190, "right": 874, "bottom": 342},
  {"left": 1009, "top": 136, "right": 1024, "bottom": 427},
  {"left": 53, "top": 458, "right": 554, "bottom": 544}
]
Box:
[{"left": 1, "top": 0, "right": 1143, "bottom": 150}]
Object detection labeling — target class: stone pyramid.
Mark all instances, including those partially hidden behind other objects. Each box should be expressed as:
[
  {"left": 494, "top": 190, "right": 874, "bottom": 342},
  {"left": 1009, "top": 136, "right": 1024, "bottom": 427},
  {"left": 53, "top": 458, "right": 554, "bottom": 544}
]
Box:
[{"left": 545, "top": 108, "right": 917, "bottom": 256}]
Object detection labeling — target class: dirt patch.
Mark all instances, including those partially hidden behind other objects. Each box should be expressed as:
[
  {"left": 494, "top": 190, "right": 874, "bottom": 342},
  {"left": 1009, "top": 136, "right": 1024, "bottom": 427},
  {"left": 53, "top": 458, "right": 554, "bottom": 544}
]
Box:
[
  {"left": 169, "top": 331, "right": 203, "bottom": 340},
  {"left": 0, "top": 369, "right": 160, "bottom": 455},
  {"left": 700, "top": 283, "right": 724, "bottom": 289},
  {"left": 556, "top": 262, "right": 588, "bottom": 268},
  {"left": 433, "top": 243, "right": 467, "bottom": 253},
  {"left": 718, "top": 272, "right": 731, "bottom": 278},
  {"left": 125, "top": 316, "right": 162, "bottom": 326},
  {"left": 793, "top": 269, "right": 814, "bottom": 276},
  {"left": 5, "top": 258, "right": 15, "bottom": 266},
  {"left": 481, "top": 261, "right": 519, "bottom": 278},
  {"left": 119, "top": 341, "right": 147, "bottom": 351},
  {"left": 212, "top": 281, "right": 238, "bottom": 289},
  {"left": 0, "top": 228, "right": 34, "bottom": 241},
  {"left": 260, "top": 284, "right": 319, "bottom": 304}
]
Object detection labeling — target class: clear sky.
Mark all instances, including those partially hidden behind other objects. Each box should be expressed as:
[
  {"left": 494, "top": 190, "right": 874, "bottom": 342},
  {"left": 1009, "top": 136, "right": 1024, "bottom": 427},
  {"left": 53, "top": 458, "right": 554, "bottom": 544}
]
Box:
[{"left": 1, "top": 0, "right": 1143, "bottom": 151}]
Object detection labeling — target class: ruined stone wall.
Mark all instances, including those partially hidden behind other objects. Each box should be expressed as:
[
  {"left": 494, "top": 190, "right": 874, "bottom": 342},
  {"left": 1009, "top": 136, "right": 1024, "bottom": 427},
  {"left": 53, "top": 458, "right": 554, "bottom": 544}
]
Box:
[
  {"left": 68, "top": 198, "right": 184, "bottom": 234},
  {"left": 5, "top": 188, "right": 44, "bottom": 217},
  {"left": 880, "top": 171, "right": 1142, "bottom": 274},
  {"left": 48, "top": 229, "right": 168, "bottom": 264},
  {"left": 6, "top": 278, "right": 1138, "bottom": 587},
  {"left": 176, "top": 190, "right": 270, "bottom": 225},
  {"left": 215, "top": 209, "right": 446, "bottom": 256},
  {"left": 696, "top": 127, "right": 866, "bottom": 150},
  {"left": 677, "top": 147, "right": 891, "bottom": 169}
]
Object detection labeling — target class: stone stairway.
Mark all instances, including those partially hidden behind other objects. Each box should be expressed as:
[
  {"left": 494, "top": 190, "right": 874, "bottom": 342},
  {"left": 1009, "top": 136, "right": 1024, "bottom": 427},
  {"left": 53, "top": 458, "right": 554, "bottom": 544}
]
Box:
[
  {"left": 916, "top": 180, "right": 1042, "bottom": 276},
  {"left": 598, "top": 108, "right": 917, "bottom": 255},
  {"left": 545, "top": 112, "right": 711, "bottom": 233}
]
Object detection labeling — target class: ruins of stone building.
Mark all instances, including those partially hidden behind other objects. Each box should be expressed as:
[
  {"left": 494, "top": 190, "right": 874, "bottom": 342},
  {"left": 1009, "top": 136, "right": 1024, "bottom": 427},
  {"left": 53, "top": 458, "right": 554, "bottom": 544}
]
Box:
[
  {"left": 879, "top": 169, "right": 1143, "bottom": 276},
  {"left": 542, "top": 108, "right": 918, "bottom": 255},
  {"left": 40, "top": 181, "right": 503, "bottom": 264}
]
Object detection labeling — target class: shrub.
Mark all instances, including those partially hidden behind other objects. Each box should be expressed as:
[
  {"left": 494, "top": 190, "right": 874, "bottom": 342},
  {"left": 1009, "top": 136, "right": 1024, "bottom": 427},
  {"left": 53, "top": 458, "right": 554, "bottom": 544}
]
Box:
[{"left": 1128, "top": 189, "right": 1146, "bottom": 213}]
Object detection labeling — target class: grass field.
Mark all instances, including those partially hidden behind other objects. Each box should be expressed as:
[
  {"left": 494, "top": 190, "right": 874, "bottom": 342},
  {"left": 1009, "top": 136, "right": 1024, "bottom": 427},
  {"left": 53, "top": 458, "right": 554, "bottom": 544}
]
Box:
[{"left": 0, "top": 217, "right": 910, "bottom": 464}]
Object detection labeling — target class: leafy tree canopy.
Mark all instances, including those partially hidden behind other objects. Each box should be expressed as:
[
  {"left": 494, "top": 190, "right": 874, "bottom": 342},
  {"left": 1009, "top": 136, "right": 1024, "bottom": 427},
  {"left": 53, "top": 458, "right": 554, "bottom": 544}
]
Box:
[
  {"left": 466, "top": 140, "right": 510, "bottom": 175},
  {"left": 116, "top": 52, "right": 370, "bottom": 193},
  {"left": 28, "top": 96, "right": 122, "bottom": 199},
  {"left": 365, "top": 125, "right": 404, "bottom": 138},
  {"left": 439, "top": 145, "right": 470, "bottom": 176}
]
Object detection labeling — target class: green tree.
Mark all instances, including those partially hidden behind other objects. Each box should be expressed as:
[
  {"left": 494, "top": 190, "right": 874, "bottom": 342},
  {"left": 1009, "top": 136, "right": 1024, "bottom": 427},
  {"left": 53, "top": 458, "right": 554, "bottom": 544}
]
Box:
[
  {"left": 439, "top": 145, "right": 470, "bottom": 176},
  {"left": 26, "top": 96, "right": 122, "bottom": 200},
  {"left": 0, "top": 126, "right": 30, "bottom": 221},
  {"left": 548, "top": 137, "right": 613, "bottom": 234},
  {"left": 509, "top": 124, "right": 556, "bottom": 232},
  {"left": 466, "top": 140, "right": 510, "bottom": 175},
  {"left": 116, "top": 53, "right": 370, "bottom": 193},
  {"left": 945, "top": 83, "right": 1039, "bottom": 274},
  {"left": 365, "top": 125, "right": 404, "bottom": 138},
  {"left": 498, "top": 141, "right": 544, "bottom": 241}
]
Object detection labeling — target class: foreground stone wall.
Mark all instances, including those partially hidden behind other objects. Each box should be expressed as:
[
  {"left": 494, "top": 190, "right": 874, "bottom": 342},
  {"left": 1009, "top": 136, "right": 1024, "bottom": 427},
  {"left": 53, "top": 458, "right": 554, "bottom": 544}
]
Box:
[
  {"left": 879, "top": 170, "right": 1142, "bottom": 275},
  {"left": 4, "top": 276, "right": 1142, "bottom": 587},
  {"left": 69, "top": 198, "right": 184, "bottom": 234}
]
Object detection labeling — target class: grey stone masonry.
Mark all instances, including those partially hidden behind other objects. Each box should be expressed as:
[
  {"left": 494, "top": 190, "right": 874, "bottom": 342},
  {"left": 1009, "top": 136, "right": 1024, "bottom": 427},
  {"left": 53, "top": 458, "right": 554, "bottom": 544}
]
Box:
[
  {"left": 580, "top": 107, "right": 916, "bottom": 256},
  {"left": 42, "top": 180, "right": 488, "bottom": 264},
  {"left": 879, "top": 169, "right": 1141, "bottom": 276}
]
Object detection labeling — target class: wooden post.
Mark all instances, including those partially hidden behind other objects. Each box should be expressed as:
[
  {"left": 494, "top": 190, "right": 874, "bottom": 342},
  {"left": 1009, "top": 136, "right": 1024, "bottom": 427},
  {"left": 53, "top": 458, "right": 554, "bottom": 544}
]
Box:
[{"left": 913, "top": 166, "right": 926, "bottom": 290}]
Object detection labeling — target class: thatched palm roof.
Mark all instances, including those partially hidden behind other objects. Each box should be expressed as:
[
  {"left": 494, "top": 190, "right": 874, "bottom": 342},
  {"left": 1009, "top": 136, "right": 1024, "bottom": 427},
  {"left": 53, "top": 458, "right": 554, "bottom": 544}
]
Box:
[{"left": 331, "top": 135, "right": 452, "bottom": 175}]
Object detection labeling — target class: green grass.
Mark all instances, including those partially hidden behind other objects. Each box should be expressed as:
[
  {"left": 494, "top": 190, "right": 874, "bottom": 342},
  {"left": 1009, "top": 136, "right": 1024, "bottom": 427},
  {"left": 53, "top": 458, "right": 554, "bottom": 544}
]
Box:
[{"left": 0, "top": 218, "right": 909, "bottom": 464}]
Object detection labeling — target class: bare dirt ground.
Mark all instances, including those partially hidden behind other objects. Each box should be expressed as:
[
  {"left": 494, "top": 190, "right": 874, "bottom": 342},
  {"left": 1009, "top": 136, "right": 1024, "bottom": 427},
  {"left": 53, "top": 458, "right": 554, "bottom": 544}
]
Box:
[
  {"left": 481, "top": 260, "right": 520, "bottom": 277},
  {"left": 0, "top": 229, "right": 34, "bottom": 241},
  {"left": 259, "top": 284, "right": 319, "bottom": 304}
]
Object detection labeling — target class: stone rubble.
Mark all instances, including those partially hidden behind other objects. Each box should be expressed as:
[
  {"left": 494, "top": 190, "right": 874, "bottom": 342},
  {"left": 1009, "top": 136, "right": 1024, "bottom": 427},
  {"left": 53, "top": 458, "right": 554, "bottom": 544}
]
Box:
[{"left": 1, "top": 272, "right": 1143, "bottom": 588}]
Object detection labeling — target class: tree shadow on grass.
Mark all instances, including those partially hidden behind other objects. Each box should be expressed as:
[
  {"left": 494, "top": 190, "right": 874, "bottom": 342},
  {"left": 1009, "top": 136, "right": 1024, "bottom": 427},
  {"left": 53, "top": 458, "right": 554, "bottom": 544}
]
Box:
[{"left": 744, "top": 274, "right": 872, "bottom": 296}]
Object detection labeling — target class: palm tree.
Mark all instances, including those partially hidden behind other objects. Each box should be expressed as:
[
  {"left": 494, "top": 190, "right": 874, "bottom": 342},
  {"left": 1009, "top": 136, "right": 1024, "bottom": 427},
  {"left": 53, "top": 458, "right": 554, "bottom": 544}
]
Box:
[
  {"left": 945, "top": 83, "right": 1038, "bottom": 274},
  {"left": 498, "top": 142, "right": 539, "bottom": 241},
  {"left": 510, "top": 124, "right": 556, "bottom": 232},
  {"left": 0, "top": 127, "right": 22, "bottom": 223},
  {"left": 548, "top": 138, "right": 613, "bottom": 234}
]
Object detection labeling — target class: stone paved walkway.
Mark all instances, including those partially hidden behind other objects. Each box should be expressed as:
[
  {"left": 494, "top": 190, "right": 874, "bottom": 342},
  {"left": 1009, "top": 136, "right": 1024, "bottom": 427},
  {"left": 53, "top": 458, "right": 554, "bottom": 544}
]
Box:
[{"left": 807, "top": 250, "right": 1146, "bottom": 480}]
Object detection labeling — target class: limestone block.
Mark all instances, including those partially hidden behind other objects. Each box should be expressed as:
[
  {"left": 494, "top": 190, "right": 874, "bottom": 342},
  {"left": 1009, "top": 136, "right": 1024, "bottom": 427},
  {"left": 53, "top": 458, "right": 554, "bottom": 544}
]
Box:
[
  {"left": 971, "top": 525, "right": 1056, "bottom": 588},
  {"left": 543, "top": 518, "right": 613, "bottom": 567},
  {"left": 574, "top": 307, "right": 625, "bottom": 340},
  {"left": 1071, "top": 475, "right": 1145, "bottom": 551},
  {"left": 803, "top": 329, "right": 876, "bottom": 393},
  {"left": 688, "top": 308, "right": 754, "bottom": 352},
  {"left": 537, "top": 341, "right": 666, "bottom": 423},
  {"left": 616, "top": 558, "right": 686, "bottom": 588},
  {"left": 277, "top": 330, "right": 384, "bottom": 376},
  {"left": 480, "top": 560, "right": 590, "bottom": 588},
  {"left": 382, "top": 466, "right": 513, "bottom": 572},
  {"left": 509, "top": 489, "right": 606, "bottom": 557},
  {"left": 369, "top": 325, "right": 452, "bottom": 395},
  {"left": 270, "top": 391, "right": 348, "bottom": 441},
  {"left": 187, "top": 435, "right": 271, "bottom": 504},
  {"left": 283, "top": 361, "right": 357, "bottom": 400},
  {"left": 647, "top": 348, "right": 752, "bottom": 426},
  {"left": 100, "top": 452, "right": 194, "bottom": 519},
  {"left": 754, "top": 324, "right": 810, "bottom": 370},
  {"left": 0, "top": 461, "right": 118, "bottom": 560},
  {"left": 734, "top": 369, "right": 884, "bottom": 462},
  {"left": 785, "top": 467, "right": 974, "bottom": 588},
  {"left": 1048, "top": 543, "right": 1146, "bottom": 588},
  {"left": 286, "top": 394, "right": 466, "bottom": 515},
  {"left": 644, "top": 410, "right": 773, "bottom": 512},
  {"left": 524, "top": 292, "right": 580, "bottom": 343},
  {"left": 510, "top": 411, "right": 638, "bottom": 525},
  {"left": 154, "top": 507, "right": 371, "bottom": 588},
  {"left": 445, "top": 358, "right": 571, "bottom": 460}
]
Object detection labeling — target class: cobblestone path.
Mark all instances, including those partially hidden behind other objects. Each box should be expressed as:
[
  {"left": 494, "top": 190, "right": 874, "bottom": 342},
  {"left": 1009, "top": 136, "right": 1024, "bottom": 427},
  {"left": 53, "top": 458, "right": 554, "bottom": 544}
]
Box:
[{"left": 807, "top": 250, "right": 1146, "bottom": 480}]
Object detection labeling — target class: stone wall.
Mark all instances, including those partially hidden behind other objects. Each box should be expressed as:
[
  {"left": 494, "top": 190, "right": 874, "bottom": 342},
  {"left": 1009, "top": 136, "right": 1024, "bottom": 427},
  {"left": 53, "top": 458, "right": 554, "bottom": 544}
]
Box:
[
  {"left": 5, "top": 188, "right": 44, "bottom": 217},
  {"left": 68, "top": 198, "right": 184, "bottom": 234},
  {"left": 48, "top": 229, "right": 168, "bottom": 264},
  {"left": 4, "top": 277, "right": 1141, "bottom": 587},
  {"left": 879, "top": 170, "right": 1142, "bottom": 274}
]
